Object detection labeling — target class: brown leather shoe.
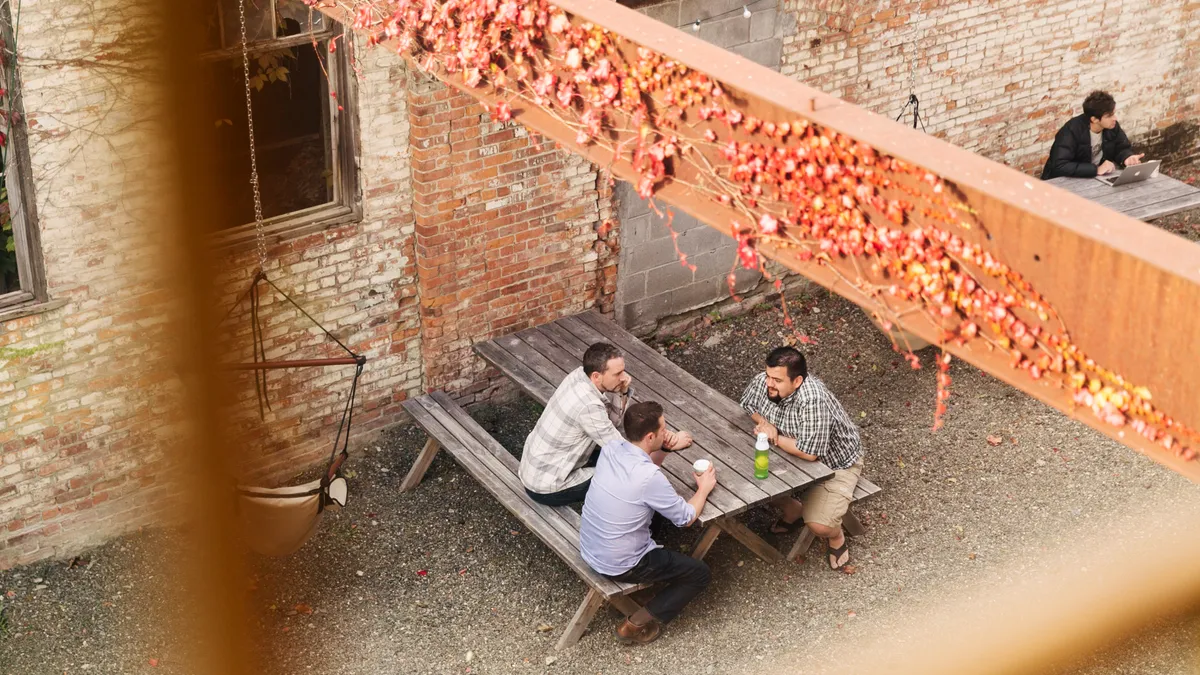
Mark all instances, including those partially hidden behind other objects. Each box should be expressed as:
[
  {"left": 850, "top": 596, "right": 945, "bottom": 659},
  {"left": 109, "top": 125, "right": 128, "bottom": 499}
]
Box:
[{"left": 616, "top": 618, "right": 662, "bottom": 645}]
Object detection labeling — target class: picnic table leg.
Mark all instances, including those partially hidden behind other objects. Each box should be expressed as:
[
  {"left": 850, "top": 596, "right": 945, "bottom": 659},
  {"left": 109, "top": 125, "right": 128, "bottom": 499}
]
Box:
[
  {"left": 843, "top": 509, "right": 866, "bottom": 537},
  {"left": 717, "top": 518, "right": 784, "bottom": 563},
  {"left": 399, "top": 437, "right": 441, "bottom": 492},
  {"left": 691, "top": 524, "right": 721, "bottom": 560},
  {"left": 557, "top": 589, "right": 605, "bottom": 650},
  {"left": 787, "top": 525, "right": 817, "bottom": 562}
]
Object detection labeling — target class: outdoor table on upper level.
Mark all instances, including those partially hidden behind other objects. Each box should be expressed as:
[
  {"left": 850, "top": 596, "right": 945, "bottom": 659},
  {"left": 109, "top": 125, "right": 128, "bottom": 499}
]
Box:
[
  {"left": 473, "top": 310, "right": 838, "bottom": 562},
  {"left": 1046, "top": 173, "right": 1200, "bottom": 221}
]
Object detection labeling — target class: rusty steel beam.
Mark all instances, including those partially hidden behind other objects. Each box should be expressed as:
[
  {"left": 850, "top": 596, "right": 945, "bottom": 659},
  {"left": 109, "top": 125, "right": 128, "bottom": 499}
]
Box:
[{"left": 311, "top": 1, "right": 1200, "bottom": 481}]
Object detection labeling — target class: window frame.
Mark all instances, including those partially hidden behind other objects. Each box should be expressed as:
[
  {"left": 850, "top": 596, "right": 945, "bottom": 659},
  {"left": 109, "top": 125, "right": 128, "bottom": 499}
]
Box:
[
  {"left": 0, "top": 0, "right": 48, "bottom": 313},
  {"left": 201, "top": 6, "right": 361, "bottom": 251}
]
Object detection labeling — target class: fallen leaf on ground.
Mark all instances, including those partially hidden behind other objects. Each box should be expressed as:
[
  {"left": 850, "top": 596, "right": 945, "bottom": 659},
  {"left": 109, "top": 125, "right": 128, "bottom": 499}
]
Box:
[
  {"left": 969, "top": 553, "right": 977, "bottom": 560},
  {"left": 841, "top": 565, "right": 858, "bottom": 575},
  {"left": 148, "top": 659, "right": 159, "bottom": 667},
  {"left": 416, "top": 570, "right": 428, "bottom": 577},
  {"left": 536, "top": 623, "right": 553, "bottom": 633},
  {"left": 294, "top": 603, "right": 314, "bottom": 615},
  {"left": 986, "top": 435, "right": 1002, "bottom": 446}
]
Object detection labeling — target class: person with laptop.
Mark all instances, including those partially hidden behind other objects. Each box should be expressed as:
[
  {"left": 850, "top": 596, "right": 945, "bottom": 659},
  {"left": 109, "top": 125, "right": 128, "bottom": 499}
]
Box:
[{"left": 1041, "top": 90, "right": 1145, "bottom": 180}]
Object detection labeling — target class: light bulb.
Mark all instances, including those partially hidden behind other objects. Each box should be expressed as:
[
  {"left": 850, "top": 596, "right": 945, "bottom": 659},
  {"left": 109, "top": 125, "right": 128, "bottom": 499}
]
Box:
[
  {"left": 692, "top": 19, "right": 701, "bottom": 31},
  {"left": 743, "top": 5, "right": 751, "bottom": 18}
]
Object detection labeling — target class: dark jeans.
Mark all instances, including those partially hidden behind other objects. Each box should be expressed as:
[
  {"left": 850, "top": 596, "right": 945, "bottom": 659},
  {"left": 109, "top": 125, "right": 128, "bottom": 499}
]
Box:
[
  {"left": 525, "top": 447, "right": 601, "bottom": 507},
  {"left": 608, "top": 547, "right": 711, "bottom": 624}
]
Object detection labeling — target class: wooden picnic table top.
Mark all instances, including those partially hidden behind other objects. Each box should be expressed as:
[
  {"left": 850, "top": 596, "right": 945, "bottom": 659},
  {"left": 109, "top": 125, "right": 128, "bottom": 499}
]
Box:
[
  {"left": 1046, "top": 172, "right": 1200, "bottom": 221},
  {"left": 473, "top": 310, "right": 834, "bottom": 526}
]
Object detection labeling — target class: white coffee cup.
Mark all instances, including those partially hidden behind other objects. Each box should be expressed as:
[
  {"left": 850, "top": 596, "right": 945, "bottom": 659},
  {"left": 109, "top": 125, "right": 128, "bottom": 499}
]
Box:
[{"left": 693, "top": 458, "right": 711, "bottom": 473}]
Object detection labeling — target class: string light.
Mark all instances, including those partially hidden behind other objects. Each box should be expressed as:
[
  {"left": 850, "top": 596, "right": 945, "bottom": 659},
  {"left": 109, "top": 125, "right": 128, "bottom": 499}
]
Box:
[
  {"left": 743, "top": 5, "right": 752, "bottom": 18},
  {"left": 692, "top": 18, "right": 700, "bottom": 31}
]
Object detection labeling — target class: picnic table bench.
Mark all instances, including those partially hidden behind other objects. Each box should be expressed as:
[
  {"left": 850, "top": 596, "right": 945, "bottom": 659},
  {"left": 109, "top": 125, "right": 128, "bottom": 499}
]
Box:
[
  {"left": 1046, "top": 173, "right": 1200, "bottom": 221},
  {"left": 399, "top": 310, "right": 882, "bottom": 647},
  {"left": 399, "top": 392, "right": 644, "bottom": 650}
]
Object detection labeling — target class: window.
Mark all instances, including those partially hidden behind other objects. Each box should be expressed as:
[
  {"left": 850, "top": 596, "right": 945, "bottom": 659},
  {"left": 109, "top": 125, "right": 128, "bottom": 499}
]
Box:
[
  {"left": 0, "top": 0, "right": 46, "bottom": 309},
  {"left": 201, "top": 0, "right": 359, "bottom": 245}
]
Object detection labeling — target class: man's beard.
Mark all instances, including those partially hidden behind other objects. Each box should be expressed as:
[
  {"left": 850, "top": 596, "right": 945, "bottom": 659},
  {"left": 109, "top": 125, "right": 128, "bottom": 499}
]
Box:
[{"left": 767, "top": 392, "right": 782, "bottom": 403}]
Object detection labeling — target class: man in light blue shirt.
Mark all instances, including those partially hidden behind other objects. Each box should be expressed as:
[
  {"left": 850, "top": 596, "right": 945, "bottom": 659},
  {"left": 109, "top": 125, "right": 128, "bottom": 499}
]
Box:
[{"left": 580, "top": 401, "right": 717, "bottom": 645}]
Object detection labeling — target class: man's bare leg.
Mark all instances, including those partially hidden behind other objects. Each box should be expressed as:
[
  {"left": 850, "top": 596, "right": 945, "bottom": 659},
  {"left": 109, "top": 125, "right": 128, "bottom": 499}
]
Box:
[
  {"left": 770, "top": 496, "right": 804, "bottom": 533},
  {"left": 808, "top": 521, "right": 848, "bottom": 569}
]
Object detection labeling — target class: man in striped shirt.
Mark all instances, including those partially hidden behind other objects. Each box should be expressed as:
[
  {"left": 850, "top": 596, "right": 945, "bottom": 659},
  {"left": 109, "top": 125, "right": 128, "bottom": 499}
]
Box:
[
  {"left": 520, "top": 342, "right": 694, "bottom": 506},
  {"left": 740, "top": 346, "right": 864, "bottom": 570}
]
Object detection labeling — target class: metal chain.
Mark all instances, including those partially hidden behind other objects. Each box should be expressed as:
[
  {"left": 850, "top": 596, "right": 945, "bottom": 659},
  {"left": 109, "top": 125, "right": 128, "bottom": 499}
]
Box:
[
  {"left": 238, "top": 0, "right": 268, "bottom": 271},
  {"left": 905, "top": 6, "right": 923, "bottom": 97}
]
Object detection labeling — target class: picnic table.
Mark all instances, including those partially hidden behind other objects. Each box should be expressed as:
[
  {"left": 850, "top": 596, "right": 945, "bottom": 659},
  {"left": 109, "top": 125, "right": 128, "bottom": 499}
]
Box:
[
  {"left": 1046, "top": 172, "right": 1200, "bottom": 221},
  {"left": 400, "top": 310, "right": 881, "bottom": 648},
  {"left": 474, "top": 311, "right": 879, "bottom": 560}
]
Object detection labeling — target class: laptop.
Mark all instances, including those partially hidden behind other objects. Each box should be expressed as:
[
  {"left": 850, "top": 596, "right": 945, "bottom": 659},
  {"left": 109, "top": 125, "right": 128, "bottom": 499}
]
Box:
[{"left": 1095, "top": 160, "right": 1160, "bottom": 186}]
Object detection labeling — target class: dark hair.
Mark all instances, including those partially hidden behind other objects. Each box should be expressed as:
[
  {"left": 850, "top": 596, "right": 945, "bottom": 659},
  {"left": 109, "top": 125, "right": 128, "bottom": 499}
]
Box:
[
  {"left": 1082, "top": 90, "right": 1116, "bottom": 121},
  {"left": 583, "top": 342, "right": 622, "bottom": 376},
  {"left": 766, "top": 346, "right": 807, "bottom": 380},
  {"left": 623, "top": 401, "right": 664, "bottom": 443}
]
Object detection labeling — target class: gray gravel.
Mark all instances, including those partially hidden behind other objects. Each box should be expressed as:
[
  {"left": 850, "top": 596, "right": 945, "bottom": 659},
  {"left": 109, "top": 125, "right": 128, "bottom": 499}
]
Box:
[{"left": 2, "top": 292, "right": 1198, "bottom": 674}]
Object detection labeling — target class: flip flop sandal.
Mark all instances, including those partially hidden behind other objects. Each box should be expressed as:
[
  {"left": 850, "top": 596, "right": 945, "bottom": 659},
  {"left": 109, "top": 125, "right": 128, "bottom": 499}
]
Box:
[{"left": 828, "top": 541, "right": 850, "bottom": 570}]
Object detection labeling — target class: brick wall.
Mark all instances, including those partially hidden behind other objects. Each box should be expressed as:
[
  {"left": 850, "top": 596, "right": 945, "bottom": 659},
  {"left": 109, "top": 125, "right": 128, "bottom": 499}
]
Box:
[
  {"left": 615, "top": 0, "right": 794, "bottom": 334},
  {"left": 0, "top": 0, "right": 175, "bottom": 567},
  {"left": 407, "top": 71, "right": 616, "bottom": 401},
  {"left": 1, "top": 8, "right": 616, "bottom": 567},
  {"left": 780, "top": 0, "right": 1200, "bottom": 174},
  {"left": 214, "top": 37, "right": 421, "bottom": 485}
]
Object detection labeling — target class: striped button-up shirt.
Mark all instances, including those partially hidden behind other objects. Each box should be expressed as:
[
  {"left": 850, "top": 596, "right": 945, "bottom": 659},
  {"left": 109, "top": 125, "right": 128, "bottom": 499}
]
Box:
[
  {"left": 520, "top": 366, "right": 631, "bottom": 494},
  {"left": 739, "top": 372, "right": 863, "bottom": 470}
]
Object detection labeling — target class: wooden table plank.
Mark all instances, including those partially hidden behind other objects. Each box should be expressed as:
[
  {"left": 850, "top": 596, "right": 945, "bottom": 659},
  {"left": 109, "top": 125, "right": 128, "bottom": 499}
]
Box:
[
  {"left": 474, "top": 340, "right": 558, "bottom": 403},
  {"left": 489, "top": 333, "right": 743, "bottom": 519},
  {"left": 1046, "top": 174, "right": 1200, "bottom": 221},
  {"left": 535, "top": 319, "right": 816, "bottom": 487},
  {"left": 1125, "top": 192, "right": 1200, "bottom": 221},
  {"left": 514, "top": 327, "right": 781, "bottom": 503},
  {"left": 566, "top": 312, "right": 833, "bottom": 483}
]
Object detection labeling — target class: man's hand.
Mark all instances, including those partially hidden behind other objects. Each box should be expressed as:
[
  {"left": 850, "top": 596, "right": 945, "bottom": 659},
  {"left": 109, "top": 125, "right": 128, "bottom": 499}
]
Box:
[
  {"left": 617, "top": 372, "right": 632, "bottom": 394},
  {"left": 754, "top": 421, "right": 779, "bottom": 444},
  {"left": 695, "top": 465, "right": 716, "bottom": 493},
  {"left": 1097, "top": 160, "right": 1116, "bottom": 175},
  {"left": 1125, "top": 153, "right": 1145, "bottom": 166},
  {"left": 664, "top": 430, "right": 693, "bottom": 451}
]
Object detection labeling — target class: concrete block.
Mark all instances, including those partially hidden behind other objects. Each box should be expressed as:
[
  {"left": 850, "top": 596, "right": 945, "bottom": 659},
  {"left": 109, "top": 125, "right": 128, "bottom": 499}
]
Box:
[
  {"left": 749, "top": 8, "right": 778, "bottom": 41},
  {"left": 677, "top": 221, "right": 731, "bottom": 255},
  {"left": 628, "top": 235, "right": 683, "bottom": 271},
  {"left": 618, "top": 270, "right": 648, "bottom": 302},
  {"left": 614, "top": 180, "right": 652, "bottom": 221},
  {"left": 646, "top": 260, "right": 697, "bottom": 294},
  {"left": 731, "top": 38, "right": 783, "bottom": 70},
  {"left": 681, "top": 0, "right": 744, "bottom": 23},
  {"left": 640, "top": 1, "right": 680, "bottom": 26},
  {"left": 698, "top": 15, "right": 751, "bottom": 49}
]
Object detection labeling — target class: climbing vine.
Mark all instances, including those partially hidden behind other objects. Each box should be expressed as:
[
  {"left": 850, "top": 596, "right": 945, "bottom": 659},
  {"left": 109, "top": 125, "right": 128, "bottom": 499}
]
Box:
[{"left": 302, "top": 0, "right": 1197, "bottom": 462}]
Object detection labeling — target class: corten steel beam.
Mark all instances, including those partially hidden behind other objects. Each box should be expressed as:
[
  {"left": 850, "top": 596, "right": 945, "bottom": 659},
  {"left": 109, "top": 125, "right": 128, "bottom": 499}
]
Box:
[{"left": 312, "top": 1, "right": 1200, "bottom": 480}]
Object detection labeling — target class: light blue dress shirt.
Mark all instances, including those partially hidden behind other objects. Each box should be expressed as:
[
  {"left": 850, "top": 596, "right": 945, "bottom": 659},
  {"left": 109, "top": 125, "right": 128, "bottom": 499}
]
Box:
[{"left": 579, "top": 439, "right": 696, "bottom": 576}]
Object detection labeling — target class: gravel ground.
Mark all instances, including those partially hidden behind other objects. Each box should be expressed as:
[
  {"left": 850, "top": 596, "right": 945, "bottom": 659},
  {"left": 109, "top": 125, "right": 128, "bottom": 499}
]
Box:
[
  {"left": 1153, "top": 161, "right": 1200, "bottom": 242},
  {"left": 2, "top": 292, "right": 1198, "bottom": 674}
]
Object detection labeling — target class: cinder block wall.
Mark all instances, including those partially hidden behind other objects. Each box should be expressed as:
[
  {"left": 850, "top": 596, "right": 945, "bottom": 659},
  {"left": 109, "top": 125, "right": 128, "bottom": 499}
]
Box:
[{"left": 616, "top": 0, "right": 795, "bottom": 335}]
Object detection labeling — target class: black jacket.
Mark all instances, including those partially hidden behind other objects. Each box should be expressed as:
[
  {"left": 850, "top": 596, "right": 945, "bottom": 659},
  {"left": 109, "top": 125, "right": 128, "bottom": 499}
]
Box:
[{"left": 1040, "top": 114, "right": 1134, "bottom": 179}]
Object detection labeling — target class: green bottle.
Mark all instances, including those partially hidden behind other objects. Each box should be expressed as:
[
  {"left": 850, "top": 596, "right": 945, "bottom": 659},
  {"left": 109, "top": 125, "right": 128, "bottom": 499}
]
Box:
[{"left": 754, "top": 432, "right": 770, "bottom": 480}]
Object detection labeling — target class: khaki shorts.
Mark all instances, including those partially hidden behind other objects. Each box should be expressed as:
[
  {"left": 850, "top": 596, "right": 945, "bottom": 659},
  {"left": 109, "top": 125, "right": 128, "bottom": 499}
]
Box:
[{"left": 801, "top": 462, "right": 862, "bottom": 530}]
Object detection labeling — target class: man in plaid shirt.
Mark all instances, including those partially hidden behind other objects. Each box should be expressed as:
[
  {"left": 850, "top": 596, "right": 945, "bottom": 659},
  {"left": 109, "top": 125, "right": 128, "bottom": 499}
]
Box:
[
  {"left": 521, "top": 342, "right": 693, "bottom": 506},
  {"left": 740, "top": 346, "right": 864, "bottom": 570}
]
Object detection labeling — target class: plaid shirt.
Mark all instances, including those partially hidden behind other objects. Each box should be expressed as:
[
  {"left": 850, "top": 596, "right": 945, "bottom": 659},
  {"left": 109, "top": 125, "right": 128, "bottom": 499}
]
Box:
[
  {"left": 739, "top": 372, "right": 863, "bottom": 470},
  {"left": 520, "top": 366, "right": 632, "bottom": 494}
]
